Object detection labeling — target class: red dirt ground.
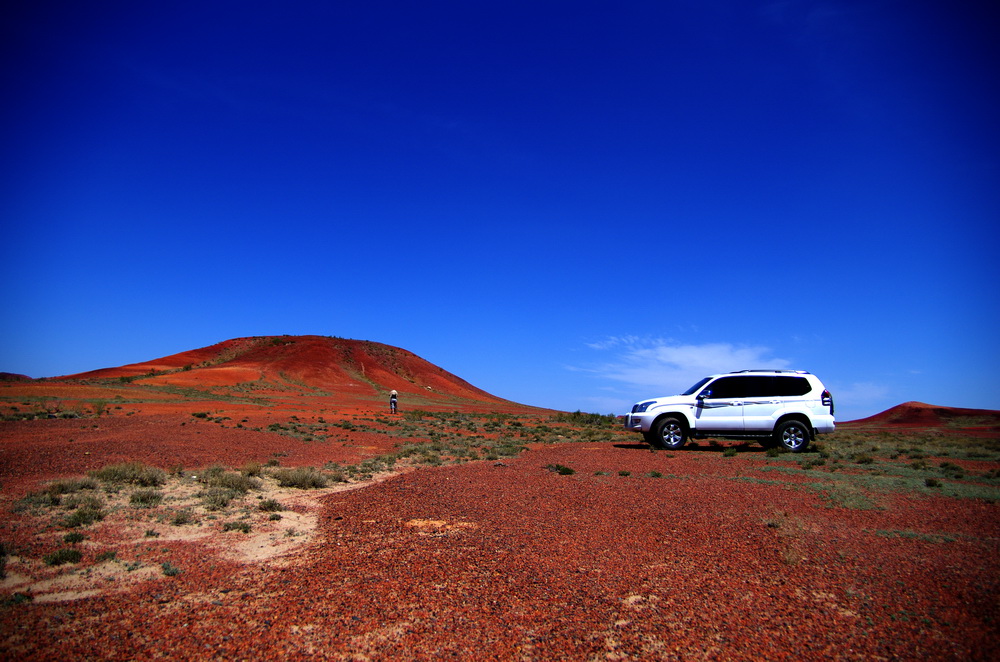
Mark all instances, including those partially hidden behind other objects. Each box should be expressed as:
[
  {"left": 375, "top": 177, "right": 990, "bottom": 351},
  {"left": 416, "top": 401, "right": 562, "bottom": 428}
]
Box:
[{"left": 1, "top": 337, "right": 998, "bottom": 659}]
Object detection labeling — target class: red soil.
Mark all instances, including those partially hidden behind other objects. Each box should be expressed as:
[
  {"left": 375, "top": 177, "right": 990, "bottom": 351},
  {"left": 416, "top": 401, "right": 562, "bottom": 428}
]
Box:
[{"left": 1, "top": 337, "right": 998, "bottom": 659}]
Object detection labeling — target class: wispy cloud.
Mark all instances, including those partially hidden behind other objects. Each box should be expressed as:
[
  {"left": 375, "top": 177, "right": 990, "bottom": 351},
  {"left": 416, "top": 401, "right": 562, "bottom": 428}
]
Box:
[{"left": 576, "top": 337, "right": 791, "bottom": 397}]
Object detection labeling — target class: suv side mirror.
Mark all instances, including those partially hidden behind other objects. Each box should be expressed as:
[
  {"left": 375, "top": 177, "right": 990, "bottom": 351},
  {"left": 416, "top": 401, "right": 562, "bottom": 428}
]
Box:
[{"left": 697, "top": 391, "right": 710, "bottom": 402}]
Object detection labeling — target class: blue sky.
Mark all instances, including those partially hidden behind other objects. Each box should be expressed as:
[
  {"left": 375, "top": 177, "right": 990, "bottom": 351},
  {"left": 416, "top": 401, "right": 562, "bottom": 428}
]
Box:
[{"left": 2, "top": 1, "right": 997, "bottom": 421}]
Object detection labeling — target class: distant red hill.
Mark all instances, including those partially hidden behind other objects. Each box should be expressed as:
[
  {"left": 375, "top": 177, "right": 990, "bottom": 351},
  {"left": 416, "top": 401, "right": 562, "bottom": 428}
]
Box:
[
  {"left": 60, "top": 335, "right": 517, "bottom": 408},
  {"left": 842, "top": 401, "right": 1000, "bottom": 433}
]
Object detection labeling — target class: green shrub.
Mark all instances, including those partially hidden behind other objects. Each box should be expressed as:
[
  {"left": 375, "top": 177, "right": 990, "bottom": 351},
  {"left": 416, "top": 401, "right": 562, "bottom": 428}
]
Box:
[
  {"left": 200, "top": 487, "right": 238, "bottom": 511},
  {"left": 259, "top": 499, "right": 283, "bottom": 512},
  {"left": 171, "top": 509, "right": 194, "bottom": 526},
  {"left": 46, "top": 477, "right": 99, "bottom": 495},
  {"left": 204, "top": 470, "right": 258, "bottom": 493},
  {"left": 89, "top": 462, "right": 166, "bottom": 487},
  {"left": 64, "top": 492, "right": 104, "bottom": 511},
  {"left": 64, "top": 507, "right": 104, "bottom": 528},
  {"left": 161, "top": 562, "right": 182, "bottom": 576},
  {"left": 722, "top": 448, "right": 738, "bottom": 457},
  {"left": 545, "top": 464, "right": 576, "bottom": 475},
  {"left": 130, "top": 489, "right": 164, "bottom": 508},
  {"left": 223, "top": 521, "right": 252, "bottom": 534},
  {"left": 270, "top": 467, "right": 328, "bottom": 489},
  {"left": 63, "top": 532, "right": 85, "bottom": 544},
  {"left": 44, "top": 548, "right": 82, "bottom": 566},
  {"left": 241, "top": 462, "right": 263, "bottom": 477}
]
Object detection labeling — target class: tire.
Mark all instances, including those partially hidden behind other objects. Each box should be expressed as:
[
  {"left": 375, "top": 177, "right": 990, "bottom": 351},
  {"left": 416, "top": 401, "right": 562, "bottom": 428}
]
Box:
[
  {"left": 774, "top": 419, "right": 811, "bottom": 453},
  {"left": 650, "top": 416, "right": 687, "bottom": 450}
]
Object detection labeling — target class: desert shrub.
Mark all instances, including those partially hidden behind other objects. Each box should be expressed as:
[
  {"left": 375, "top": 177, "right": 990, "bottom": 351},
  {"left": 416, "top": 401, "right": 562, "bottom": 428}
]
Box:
[
  {"left": 552, "top": 411, "right": 618, "bottom": 426},
  {"left": 171, "top": 509, "right": 194, "bottom": 526},
  {"left": 204, "top": 470, "right": 258, "bottom": 494},
  {"left": 161, "top": 562, "right": 182, "bottom": 576},
  {"left": 96, "top": 551, "right": 117, "bottom": 562},
  {"left": 258, "top": 499, "right": 283, "bottom": 512},
  {"left": 241, "top": 462, "right": 263, "bottom": 477},
  {"left": 90, "top": 462, "right": 166, "bottom": 487},
  {"left": 939, "top": 462, "right": 965, "bottom": 477},
  {"left": 0, "top": 542, "right": 8, "bottom": 579},
  {"left": 926, "top": 478, "right": 942, "bottom": 488},
  {"left": 46, "top": 477, "right": 99, "bottom": 496},
  {"left": 200, "top": 487, "right": 238, "bottom": 511},
  {"left": 64, "top": 506, "right": 104, "bottom": 528},
  {"left": 722, "top": 448, "right": 738, "bottom": 457},
  {"left": 545, "top": 464, "right": 575, "bottom": 475},
  {"left": 270, "top": 467, "right": 328, "bottom": 489},
  {"left": 64, "top": 492, "right": 104, "bottom": 511},
  {"left": 44, "top": 548, "right": 82, "bottom": 566},
  {"left": 223, "top": 521, "right": 252, "bottom": 533},
  {"left": 130, "top": 489, "right": 164, "bottom": 508},
  {"left": 648, "top": 471, "right": 664, "bottom": 478},
  {"left": 63, "top": 532, "right": 85, "bottom": 544}
]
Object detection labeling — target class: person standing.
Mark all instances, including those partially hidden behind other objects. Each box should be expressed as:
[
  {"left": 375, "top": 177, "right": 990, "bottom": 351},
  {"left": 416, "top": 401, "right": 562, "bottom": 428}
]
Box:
[{"left": 389, "top": 390, "right": 398, "bottom": 414}]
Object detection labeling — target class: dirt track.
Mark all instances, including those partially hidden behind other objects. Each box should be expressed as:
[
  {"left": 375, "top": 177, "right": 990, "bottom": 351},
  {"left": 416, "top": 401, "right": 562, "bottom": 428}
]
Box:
[{"left": 4, "top": 442, "right": 998, "bottom": 660}]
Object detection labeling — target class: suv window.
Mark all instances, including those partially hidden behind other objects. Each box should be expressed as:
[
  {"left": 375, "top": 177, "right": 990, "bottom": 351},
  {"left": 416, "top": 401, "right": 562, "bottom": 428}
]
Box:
[
  {"left": 705, "top": 375, "right": 812, "bottom": 398},
  {"left": 774, "top": 376, "right": 811, "bottom": 396},
  {"left": 703, "top": 376, "right": 754, "bottom": 398}
]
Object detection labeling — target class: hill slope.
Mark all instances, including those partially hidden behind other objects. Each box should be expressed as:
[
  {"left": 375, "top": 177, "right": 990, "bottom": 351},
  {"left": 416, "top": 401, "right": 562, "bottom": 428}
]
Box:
[
  {"left": 62, "top": 335, "right": 514, "bottom": 406},
  {"left": 842, "top": 401, "right": 1000, "bottom": 432}
]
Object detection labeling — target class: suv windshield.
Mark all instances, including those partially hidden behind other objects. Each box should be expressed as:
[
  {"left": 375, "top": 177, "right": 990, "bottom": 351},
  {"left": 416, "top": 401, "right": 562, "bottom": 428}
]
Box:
[{"left": 681, "top": 377, "right": 712, "bottom": 396}]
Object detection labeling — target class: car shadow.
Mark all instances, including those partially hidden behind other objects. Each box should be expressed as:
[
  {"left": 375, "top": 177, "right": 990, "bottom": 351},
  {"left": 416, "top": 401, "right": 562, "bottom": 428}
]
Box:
[{"left": 613, "top": 442, "right": 769, "bottom": 453}]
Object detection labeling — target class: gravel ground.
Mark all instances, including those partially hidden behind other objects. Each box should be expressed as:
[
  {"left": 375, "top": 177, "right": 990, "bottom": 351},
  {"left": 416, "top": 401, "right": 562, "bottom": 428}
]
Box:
[{"left": 3, "top": 442, "right": 998, "bottom": 660}]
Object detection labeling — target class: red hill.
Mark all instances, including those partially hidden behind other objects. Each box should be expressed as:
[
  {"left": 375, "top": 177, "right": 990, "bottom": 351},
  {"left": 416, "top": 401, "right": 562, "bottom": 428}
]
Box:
[
  {"left": 842, "top": 401, "right": 1000, "bottom": 433},
  {"left": 61, "top": 335, "right": 516, "bottom": 408}
]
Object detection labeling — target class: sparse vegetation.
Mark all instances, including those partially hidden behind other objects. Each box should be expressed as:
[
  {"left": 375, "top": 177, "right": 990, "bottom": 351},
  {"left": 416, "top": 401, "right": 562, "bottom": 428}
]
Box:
[
  {"left": 259, "top": 498, "right": 283, "bottom": 512},
  {"left": 44, "top": 548, "right": 82, "bottom": 566},
  {"left": 130, "top": 488, "right": 164, "bottom": 508},
  {"left": 270, "top": 467, "right": 328, "bottom": 489},
  {"left": 89, "top": 462, "right": 166, "bottom": 487},
  {"left": 161, "top": 562, "right": 182, "bottom": 576},
  {"left": 223, "top": 521, "right": 252, "bottom": 533}
]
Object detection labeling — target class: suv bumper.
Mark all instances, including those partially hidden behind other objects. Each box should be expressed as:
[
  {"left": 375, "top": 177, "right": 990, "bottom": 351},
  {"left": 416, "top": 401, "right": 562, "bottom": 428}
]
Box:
[{"left": 623, "top": 413, "right": 649, "bottom": 432}]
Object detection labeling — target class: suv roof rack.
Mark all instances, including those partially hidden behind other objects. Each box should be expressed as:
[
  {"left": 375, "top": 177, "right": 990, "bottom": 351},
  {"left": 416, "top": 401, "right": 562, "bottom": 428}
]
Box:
[{"left": 732, "top": 369, "right": 809, "bottom": 374}]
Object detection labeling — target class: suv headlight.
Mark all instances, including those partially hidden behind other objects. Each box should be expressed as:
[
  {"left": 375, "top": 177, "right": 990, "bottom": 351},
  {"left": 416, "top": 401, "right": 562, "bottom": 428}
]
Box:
[{"left": 632, "top": 401, "right": 656, "bottom": 413}]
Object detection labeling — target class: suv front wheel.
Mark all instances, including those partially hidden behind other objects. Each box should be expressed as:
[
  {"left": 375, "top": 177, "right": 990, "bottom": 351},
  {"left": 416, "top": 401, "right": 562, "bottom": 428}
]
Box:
[
  {"left": 774, "top": 419, "right": 811, "bottom": 453},
  {"left": 649, "top": 416, "right": 687, "bottom": 450}
]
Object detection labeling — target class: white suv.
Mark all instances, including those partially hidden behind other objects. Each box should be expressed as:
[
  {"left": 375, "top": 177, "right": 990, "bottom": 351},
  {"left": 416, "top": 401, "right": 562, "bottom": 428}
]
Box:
[{"left": 623, "top": 370, "right": 835, "bottom": 452}]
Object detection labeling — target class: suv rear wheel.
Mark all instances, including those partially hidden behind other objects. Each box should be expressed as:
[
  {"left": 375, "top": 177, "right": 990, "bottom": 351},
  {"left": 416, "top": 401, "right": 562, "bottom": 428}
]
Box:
[
  {"left": 774, "top": 419, "right": 810, "bottom": 453},
  {"left": 649, "top": 416, "right": 687, "bottom": 450}
]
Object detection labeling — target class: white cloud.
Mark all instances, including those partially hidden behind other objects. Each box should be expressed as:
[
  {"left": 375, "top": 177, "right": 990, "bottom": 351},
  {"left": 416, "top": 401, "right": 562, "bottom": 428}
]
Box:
[{"left": 578, "top": 338, "right": 791, "bottom": 398}]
